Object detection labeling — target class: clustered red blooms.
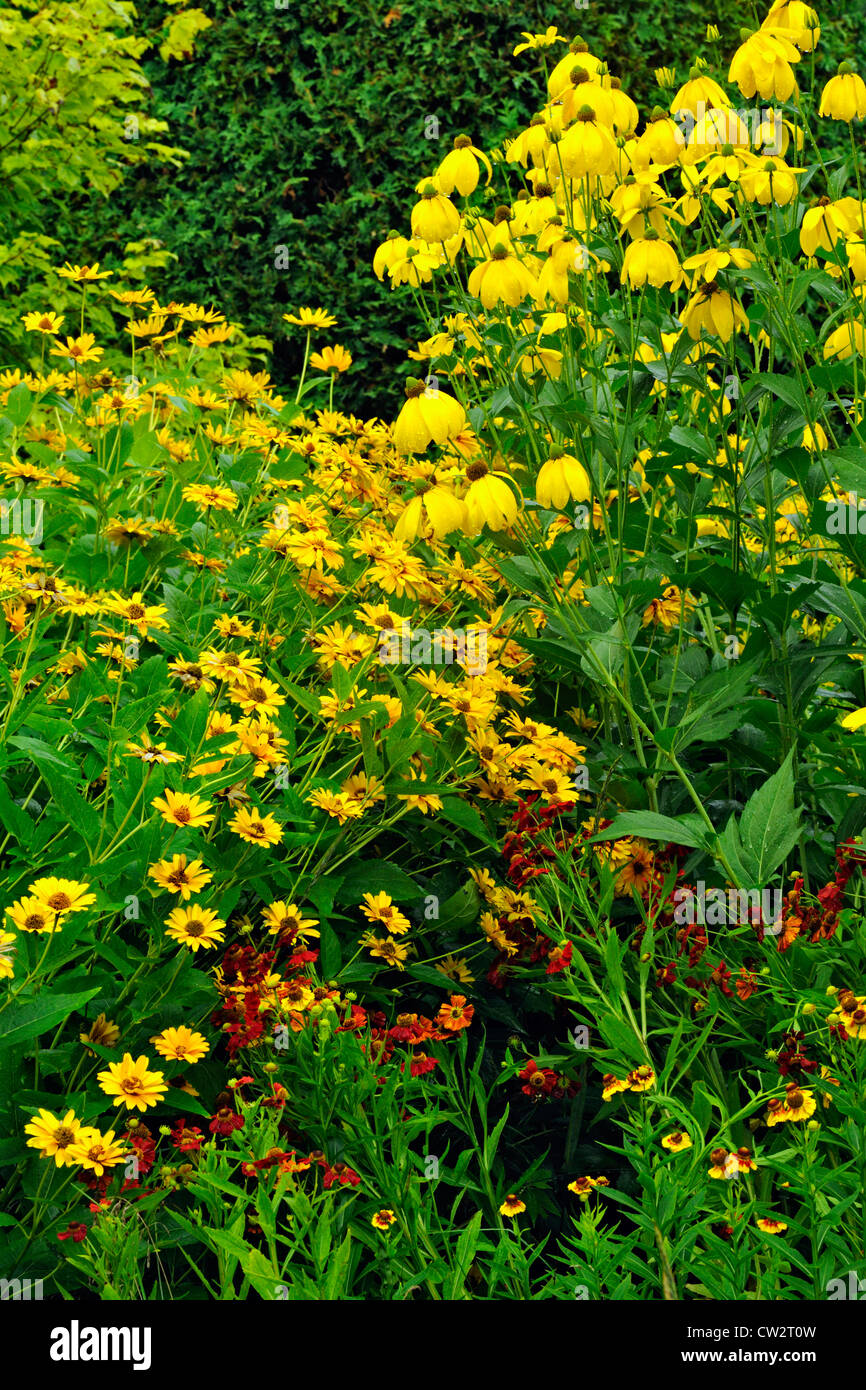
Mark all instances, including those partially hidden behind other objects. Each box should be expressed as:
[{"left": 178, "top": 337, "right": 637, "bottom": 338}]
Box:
[
  {"left": 211, "top": 943, "right": 282, "bottom": 1054},
  {"left": 503, "top": 795, "right": 573, "bottom": 889},
  {"left": 518, "top": 1059, "right": 579, "bottom": 1102},
  {"left": 775, "top": 1030, "right": 818, "bottom": 1078},
  {"left": 774, "top": 840, "right": 866, "bottom": 949}
]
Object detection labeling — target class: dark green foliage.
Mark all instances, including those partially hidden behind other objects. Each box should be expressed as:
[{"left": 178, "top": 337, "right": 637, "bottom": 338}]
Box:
[{"left": 61, "top": 0, "right": 865, "bottom": 412}]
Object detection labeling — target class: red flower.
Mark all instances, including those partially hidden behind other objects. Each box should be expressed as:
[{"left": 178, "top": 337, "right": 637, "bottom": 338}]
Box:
[
  {"left": 171, "top": 1120, "right": 203, "bottom": 1153},
  {"left": 58, "top": 1222, "right": 88, "bottom": 1243},
  {"left": 546, "top": 941, "right": 573, "bottom": 974},
  {"left": 208, "top": 1107, "right": 245, "bottom": 1136},
  {"left": 321, "top": 1161, "right": 361, "bottom": 1189}
]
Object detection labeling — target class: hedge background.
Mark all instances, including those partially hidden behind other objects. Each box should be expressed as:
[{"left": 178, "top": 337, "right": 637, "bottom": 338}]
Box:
[{"left": 42, "top": 0, "right": 866, "bottom": 413}]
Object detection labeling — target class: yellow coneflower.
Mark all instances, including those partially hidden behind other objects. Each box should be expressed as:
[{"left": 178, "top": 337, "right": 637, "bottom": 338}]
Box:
[{"left": 97, "top": 1053, "right": 168, "bottom": 1112}]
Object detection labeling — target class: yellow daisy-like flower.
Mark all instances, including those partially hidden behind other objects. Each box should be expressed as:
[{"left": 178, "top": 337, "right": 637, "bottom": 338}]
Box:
[
  {"left": 148, "top": 854, "right": 214, "bottom": 900},
  {"left": 150, "top": 1026, "right": 209, "bottom": 1063},
  {"left": 24, "top": 1109, "right": 85, "bottom": 1166},
  {"left": 22, "top": 310, "right": 65, "bottom": 335},
  {"left": 67, "top": 1129, "right": 128, "bottom": 1175},
  {"left": 283, "top": 307, "right": 337, "bottom": 330},
  {"left": 228, "top": 806, "right": 284, "bottom": 847},
  {"left": 499, "top": 1193, "right": 526, "bottom": 1217},
  {"left": 228, "top": 675, "right": 286, "bottom": 719},
  {"left": 627, "top": 1065, "right": 656, "bottom": 1093},
  {"left": 80, "top": 1013, "right": 121, "bottom": 1053},
  {"left": 151, "top": 790, "right": 215, "bottom": 829},
  {"left": 371, "top": 1209, "right": 397, "bottom": 1231},
  {"left": 29, "top": 877, "right": 96, "bottom": 916},
  {"left": 309, "top": 345, "right": 353, "bottom": 374},
  {"left": 513, "top": 26, "right": 566, "bottom": 54},
  {"left": 568, "top": 1176, "right": 605, "bottom": 1200},
  {"left": 182, "top": 483, "right": 239, "bottom": 513},
  {"left": 0, "top": 928, "right": 16, "bottom": 978},
  {"left": 164, "top": 905, "right": 227, "bottom": 952},
  {"left": 601, "top": 1073, "right": 631, "bottom": 1101},
  {"left": 105, "top": 591, "right": 171, "bottom": 634},
  {"left": 756, "top": 1217, "right": 788, "bottom": 1234},
  {"left": 359, "top": 891, "right": 412, "bottom": 936},
  {"left": 97, "top": 1053, "right": 168, "bottom": 1112},
  {"left": 307, "top": 789, "right": 364, "bottom": 823},
  {"left": 661, "top": 1131, "right": 693, "bottom": 1152},
  {"left": 55, "top": 261, "right": 113, "bottom": 282},
  {"left": 49, "top": 332, "right": 104, "bottom": 365},
  {"left": 5, "top": 895, "right": 58, "bottom": 934},
  {"left": 261, "top": 901, "right": 320, "bottom": 939},
  {"left": 768, "top": 1085, "right": 817, "bottom": 1124},
  {"left": 126, "top": 738, "right": 182, "bottom": 765},
  {"left": 363, "top": 934, "right": 410, "bottom": 970}
]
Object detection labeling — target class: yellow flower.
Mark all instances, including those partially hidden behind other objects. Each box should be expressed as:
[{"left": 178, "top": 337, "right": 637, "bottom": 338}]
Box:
[
  {"left": 567, "top": 1176, "right": 606, "bottom": 1200},
  {"left": 436, "top": 135, "right": 492, "bottom": 196},
  {"left": 661, "top": 1131, "right": 692, "bottom": 1152},
  {"left": 308, "top": 788, "right": 365, "bottom": 823},
  {"left": 757, "top": 1217, "right": 788, "bottom": 1234},
  {"left": 283, "top": 307, "right": 337, "bottom": 329},
  {"left": 309, "top": 345, "right": 353, "bottom": 374},
  {"left": 601, "top": 1074, "right": 631, "bottom": 1101},
  {"left": 164, "top": 905, "right": 226, "bottom": 951},
  {"left": 621, "top": 236, "right": 683, "bottom": 291},
  {"left": 5, "top": 895, "right": 58, "bottom": 935},
  {"left": 371, "top": 1209, "right": 398, "bottom": 1231},
  {"left": 262, "top": 901, "right": 320, "bottom": 939},
  {"left": 363, "top": 934, "right": 410, "bottom": 970},
  {"left": 80, "top": 1013, "right": 121, "bottom": 1053},
  {"left": 464, "top": 462, "right": 519, "bottom": 533},
  {"left": 0, "top": 928, "right": 16, "bottom": 978},
  {"left": 105, "top": 591, "right": 171, "bottom": 634},
  {"left": 148, "top": 855, "right": 214, "bottom": 899},
  {"left": 536, "top": 454, "right": 591, "bottom": 510},
  {"left": 410, "top": 185, "right": 461, "bottom": 242},
  {"left": 182, "top": 483, "right": 239, "bottom": 512},
  {"left": 680, "top": 284, "right": 748, "bottom": 342},
  {"left": 392, "top": 379, "right": 466, "bottom": 455},
  {"left": 67, "top": 1128, "right": 128, "bottom": 1176},
  {"left": 22, "top": 310, "right": 65, "bottom": 334},
  {"left": 728, "top": 30, "right": 800, "bottom": 102},
  {"left": 29, "top": 877, "right": 96, "bottom": 915},
  {"left": 151, "top": 790, "right": 215, "bottom": 829},
  {"left": 499, "top": 1193, "right": 526, "bottom": 1217},
  {"left": 228, "top": 675, "right": 286, "bottom": 718},
  {"left": 394, "top": 484, "right": 468, "bottom": 542},
  {"left": 360, "top": 892, "right": 412, "bottom": 935},
  {"left": 97, "top": 1053, "right": 168, "bottom": 1112},
  {"left": 467, "top": 246, "right": 536, "bottom": 309},
  {"left": 49, "top": 333, "right": 104, "bottom": 365},
  {"left": 55, "top": 261, "right": 113, "bottom": 282},
  {"left": 228, "top": 806, "right": 284, "bottom": 847},
  {"left": 150, "top": 1026, "right": 209, "bottom": 1063},
  {"left": 513, "top": 26, "right": 566, "bottom": 55},
  {"left": 819, "top": 66, "right": 866, "bottom": 122},
  {"left": 627, "top": 1065, "right": 656, "bottom": 1092},
  {"left": 24, "top": 1109, "right": 85, "bottom": 1166}
]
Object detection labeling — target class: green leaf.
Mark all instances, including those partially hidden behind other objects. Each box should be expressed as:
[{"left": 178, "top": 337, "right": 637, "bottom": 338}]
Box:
[
  {"left": 335, "top": 862, "right": 424, "bottom": 902},
  {"left": 739, "top": 749, "right": 801, "bottom": 885},
  {"left": 597, "top": 1013, "right": 646, "bottom": 1066},
  {"left": 1, "top": 988, "right": 101, "bottom": 1051},
  {"left": 586, "top": 811, "right": 709, "bottom": 850},
  {"left": 437, "top": 796, "right": 493, "bottom": 844}
]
